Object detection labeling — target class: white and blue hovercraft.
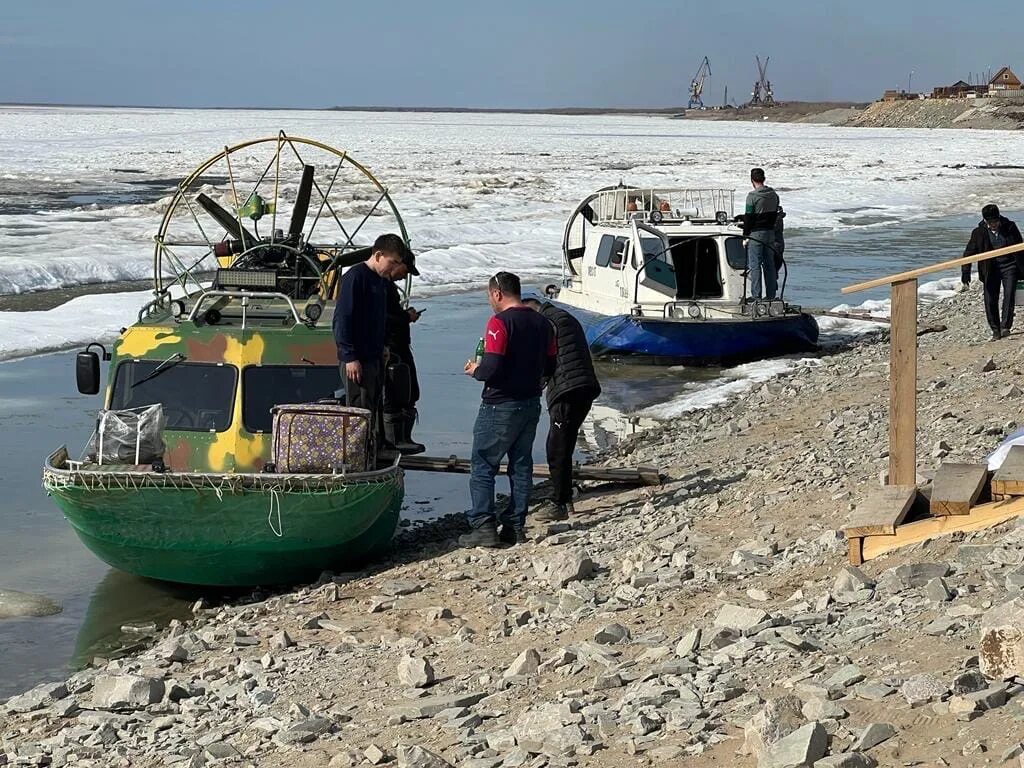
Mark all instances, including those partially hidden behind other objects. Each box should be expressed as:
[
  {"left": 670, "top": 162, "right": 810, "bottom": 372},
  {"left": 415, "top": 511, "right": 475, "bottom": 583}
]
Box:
[{"left": 548, "top": 185, "right": 819, "bottom": 364}]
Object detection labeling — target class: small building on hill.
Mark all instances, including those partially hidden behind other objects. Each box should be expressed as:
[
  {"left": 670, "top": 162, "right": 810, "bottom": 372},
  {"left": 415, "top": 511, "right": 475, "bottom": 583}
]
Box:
[
  {"left": 933, "top": 80, "right": 980, "bottom": 99},
  {"left": 989, "top": 66, "right": 1022, "bottom": 93},
  {"left": 882, "top": 89, "right": 919, "bottom": 102}
]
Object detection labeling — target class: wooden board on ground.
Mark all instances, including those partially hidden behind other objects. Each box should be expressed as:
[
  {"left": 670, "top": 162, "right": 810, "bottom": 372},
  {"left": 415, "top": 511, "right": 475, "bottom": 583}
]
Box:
[
  {"left": 861, "top": 495, "right": 1024, "bottom": 561},
  {"left": 400, "top": 454, "right": 662, "bottom": 486},
  {"left": 992, "top": 445, "right": 1024, "bottom": 498},
  {"left": 929, "top": 463, "right": 989, "bottom": 517},
  {"left": 841, "top": 485, "right": 918, "bottom": 537}
]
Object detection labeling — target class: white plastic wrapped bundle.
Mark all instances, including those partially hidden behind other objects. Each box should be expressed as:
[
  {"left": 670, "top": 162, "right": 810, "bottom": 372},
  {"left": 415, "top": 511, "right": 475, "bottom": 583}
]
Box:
[{"left": 86, "top": 404, "right": 167, "bottom": 466}]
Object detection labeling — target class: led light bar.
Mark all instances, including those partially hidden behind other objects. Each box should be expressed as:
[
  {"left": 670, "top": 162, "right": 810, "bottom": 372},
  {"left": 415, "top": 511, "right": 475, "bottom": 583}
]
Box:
[{"left": 215, "top": 268, "right": 278, "bottom": 290}]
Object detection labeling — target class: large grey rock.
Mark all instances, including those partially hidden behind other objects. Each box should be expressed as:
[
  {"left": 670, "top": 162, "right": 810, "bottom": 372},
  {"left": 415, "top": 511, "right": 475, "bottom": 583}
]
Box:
[
  {"left": 900, "top": 673, "right": 947, "bottom": 706},
  {"left": 397, "top": 746, "right": 455, "bottom": 768},
  {"left": 273, "top": 715, "right": 332, "bottom": 745},
  {"left": 503, "top": 648, "right": 540, "bottom": 678},
  {"left": 3, "top": 681, "right": 68, "bottom": 713},
  {"left": 833, "top": 566, "right": 874, "bottom": 594},
  {"left": 877, "top": 563, "right": 950, "bottom": 593},
  {"left": 824, "top": 664, "right": 864, "bottom": 690},
  {"left": 594, "top": 623, "right": 630, "bottom": 644},
  {"left": 802, "top": 698, "right": 847, "bottom": 721},
  {"left": 851, "top": 722, "right": 896, "bottom": 751},
  {"left": 924, "top": 578, "right": 951, "bottom": 603},
  {"left": 981, "top": 598, "right": 1024, "bottom": 679},
  {"left": 92, "top": 674, "right": 165, "bottom": 711},
  {"left": 154, "top": 638, "right": 189, "bottom": 663},
  {"left": 391, "top": 691, "right": 487, "bottom": 719},
  {"left": 532, "top": 550, "right": 595, "bottom": 588},
  {"left": 514, "top": 703, "right": 585, "bottom": 756},
  {"left": 715, "top": 604, "right": 769, "bottom": 632},
  {"left": 763, "top": 722, "right": 828, "bottom": 768},
  {"left": 398, "top": 655, "right": 435, "bottom": 688},
  {"left": 675, "top": 628, "right": 701, "bottom": 656},
  {"left": 0, "top": 589, "right": 61, "bottom": 619},
  {"left": 743, "top": 696, "right": 805, "bottom": 759},
  {"left": 813, "top": 754, "right": 877, "bottom": 768}
]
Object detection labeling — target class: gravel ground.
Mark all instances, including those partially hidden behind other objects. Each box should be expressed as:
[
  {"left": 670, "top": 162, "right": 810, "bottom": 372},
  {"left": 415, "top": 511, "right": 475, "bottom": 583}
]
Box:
[{"left": 5, "top": 283, "right": 1024, "bottom": 768}]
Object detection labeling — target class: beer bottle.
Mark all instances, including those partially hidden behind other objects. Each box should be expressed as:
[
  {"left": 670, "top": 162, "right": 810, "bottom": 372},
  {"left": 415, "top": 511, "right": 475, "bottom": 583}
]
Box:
[{"left": 475, "top": 337, "right": 484, "bottom": 364}]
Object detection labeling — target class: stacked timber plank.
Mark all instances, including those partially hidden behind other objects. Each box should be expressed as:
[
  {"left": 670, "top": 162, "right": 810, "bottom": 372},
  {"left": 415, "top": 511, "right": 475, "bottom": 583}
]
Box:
[
  {"left": 842, "top": 451, "right": 1024, "bottom": 565},
  {"left": 399, "top": 454, "right": 662, "bottom": 487}
]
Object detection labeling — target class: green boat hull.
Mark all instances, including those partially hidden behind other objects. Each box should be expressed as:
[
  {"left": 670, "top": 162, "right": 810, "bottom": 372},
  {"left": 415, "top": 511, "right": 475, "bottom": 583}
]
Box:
[{"left": 46, "top": 467, "right": 403, "bottom": 587}]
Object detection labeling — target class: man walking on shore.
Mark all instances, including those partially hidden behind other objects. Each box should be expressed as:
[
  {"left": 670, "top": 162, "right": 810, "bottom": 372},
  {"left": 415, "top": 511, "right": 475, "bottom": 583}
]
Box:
[
  {"left": 961, "top": 204, "right": 1023, "bottom": 340},
  {"left": 523, "top": 295, "right": 601, "bottom": 522},
  {"left": 461, "top": 272, "right": 556, "bottom": 547},
  {"left": 742, "top": 167, "right": 781, "bottom": 301},
  {"left": 333, "top": 233, "right": 407, "bottom": 452}
]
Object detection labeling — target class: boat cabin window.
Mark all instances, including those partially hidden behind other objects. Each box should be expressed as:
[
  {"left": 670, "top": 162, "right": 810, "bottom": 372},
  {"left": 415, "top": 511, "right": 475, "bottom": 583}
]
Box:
[
  {"left": 242, "top": 365, "right": 341, "bottom": 433},
  {"left": 595, "top": 235, "right": 628, "bottom": 270},
  {"left": 110, "top": 360, "right": 237, "bottom": 432},
  {"left": 637, "top": 236, "right": 675, "bottom": 291},
  {"left": 669, "top": 237, "right": 723, "bottom": 299},
  {"left": 725, "top": 237, "right": 747, "bottom": 270}
]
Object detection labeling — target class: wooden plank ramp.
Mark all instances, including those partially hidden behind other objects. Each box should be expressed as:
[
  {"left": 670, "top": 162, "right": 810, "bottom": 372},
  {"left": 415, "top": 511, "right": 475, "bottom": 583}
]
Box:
[
  {"left": 929, "top": 463, "right": 989, "bottom": 517},
  {"left": 843, "top": 461, "right": 1024, "bottom": 565},
  {"left": 841, "top": 485, "right": 917, "bottom": 566},
  {"left": 399, "top": 454, "right": 662, "bottom": 487},
  {"left": 992, "top": 445, "right": 1024, "bottom": 499},
  {"left": 862, "top": 496, "right": 1024, "bottom": 561}
]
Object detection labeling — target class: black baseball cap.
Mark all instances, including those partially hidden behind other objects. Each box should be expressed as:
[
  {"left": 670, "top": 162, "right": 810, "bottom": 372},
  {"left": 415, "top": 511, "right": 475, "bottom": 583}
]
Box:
[{"left": 402, "top": 245, "right": 420, "bottom": 276}]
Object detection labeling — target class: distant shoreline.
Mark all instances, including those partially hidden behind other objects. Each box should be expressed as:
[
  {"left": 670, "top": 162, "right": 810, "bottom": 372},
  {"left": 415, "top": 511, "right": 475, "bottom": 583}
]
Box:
[{"left": 0, "top": 100, "right": 858, "bottom": 117}]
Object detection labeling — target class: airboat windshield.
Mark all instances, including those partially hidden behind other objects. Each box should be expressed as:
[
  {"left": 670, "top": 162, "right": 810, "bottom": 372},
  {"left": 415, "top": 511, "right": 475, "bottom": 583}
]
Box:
[{"left": 110, "top": 360, "right": 237, "bottom": 432}]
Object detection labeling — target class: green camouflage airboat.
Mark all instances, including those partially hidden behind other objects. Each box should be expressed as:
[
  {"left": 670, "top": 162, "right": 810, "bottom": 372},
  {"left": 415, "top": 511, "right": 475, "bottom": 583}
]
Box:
[{"left": 43, "top": 134, "right": 409, "bottom": 586}]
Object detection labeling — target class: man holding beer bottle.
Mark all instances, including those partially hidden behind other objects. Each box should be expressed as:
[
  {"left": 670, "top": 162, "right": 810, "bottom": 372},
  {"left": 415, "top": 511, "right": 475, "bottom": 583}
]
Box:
[{"left": 461, "top": 272, "right": 556, "bottom": 547}]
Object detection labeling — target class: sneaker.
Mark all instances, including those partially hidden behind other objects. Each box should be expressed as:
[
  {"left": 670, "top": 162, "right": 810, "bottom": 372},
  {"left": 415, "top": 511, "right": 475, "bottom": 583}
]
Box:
[
  {"left": 992, "top": 330, "right": 1003, "bottom": 341},
  {"left": 499, "top": 525, "right": 528, "bottom": 546},
  {"left": 458, "top": 523, "right": 500, "bottom": 548},
  {"left": 533, "top": 500, "right": 569, "bottom": 522},
  {"left": 1002, "top": 328, "right": 1012, "bottom": 338}
]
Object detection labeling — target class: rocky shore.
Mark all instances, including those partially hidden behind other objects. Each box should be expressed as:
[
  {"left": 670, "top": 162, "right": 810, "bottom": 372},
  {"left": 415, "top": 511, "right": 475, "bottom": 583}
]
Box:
[
  {"left": 682, "top": 98, "right": 1024, "bottom": 130},
  {"left": 7, "top": 283, "right": 1024, "bottom": 767}
]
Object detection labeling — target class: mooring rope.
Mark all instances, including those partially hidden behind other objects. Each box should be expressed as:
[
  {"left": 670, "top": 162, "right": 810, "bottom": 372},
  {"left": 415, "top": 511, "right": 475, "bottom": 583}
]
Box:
[{"left": 267, "top": 486, "right": 283, "bottom": 538}]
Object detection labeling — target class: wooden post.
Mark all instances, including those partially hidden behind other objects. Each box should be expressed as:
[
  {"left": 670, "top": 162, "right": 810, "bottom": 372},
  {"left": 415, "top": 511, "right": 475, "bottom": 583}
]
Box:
[{"left": 889, "top": 278, "right": 917, "bottom": 486}]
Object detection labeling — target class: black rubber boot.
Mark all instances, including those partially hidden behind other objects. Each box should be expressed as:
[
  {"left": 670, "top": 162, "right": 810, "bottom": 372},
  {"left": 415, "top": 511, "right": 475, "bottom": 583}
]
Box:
[{"left": 396, "top": 408, "right": 425, "bottom": 455}]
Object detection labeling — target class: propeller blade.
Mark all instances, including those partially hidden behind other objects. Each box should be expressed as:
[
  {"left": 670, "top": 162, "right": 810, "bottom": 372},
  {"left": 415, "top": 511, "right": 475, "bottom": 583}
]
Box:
[
  {"left": 196, "top": 193, "right": 258, "bottom": 249},
  {"left": 326, "top": 246, "right": 372, "bottom": 272},
  {"left": 289, "top": 165, "right": 315, "bottom": 238}
]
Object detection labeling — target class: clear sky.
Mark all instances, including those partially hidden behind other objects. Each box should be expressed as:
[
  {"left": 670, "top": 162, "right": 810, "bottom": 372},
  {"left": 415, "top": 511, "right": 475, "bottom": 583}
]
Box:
[{"left": 1, "top": 0, "right": 1021, "bottom": 108}]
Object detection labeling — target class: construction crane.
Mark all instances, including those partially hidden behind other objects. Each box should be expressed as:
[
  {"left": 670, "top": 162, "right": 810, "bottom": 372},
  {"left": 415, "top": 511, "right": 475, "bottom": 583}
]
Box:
[
  {"left": 688, "top": 56, "right": 712, "bottom": 109},
  {"left": 748, "top": 55, "right": 776, "bottom": 107}
]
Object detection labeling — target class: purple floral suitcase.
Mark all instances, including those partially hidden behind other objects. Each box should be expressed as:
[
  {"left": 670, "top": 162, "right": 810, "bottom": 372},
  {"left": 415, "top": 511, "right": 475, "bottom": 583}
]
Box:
[{"left": 271, "top": 403, "right": 371, "bottom": 473}]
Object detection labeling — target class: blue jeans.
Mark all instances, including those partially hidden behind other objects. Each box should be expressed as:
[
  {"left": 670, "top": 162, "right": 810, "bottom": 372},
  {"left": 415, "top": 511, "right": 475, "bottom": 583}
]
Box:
[
  {"left": 468, "top": 397, "right": 542, "bottom": 531},
  {"left": 747, "top": 234, "right": 778, "bottom": 300}
]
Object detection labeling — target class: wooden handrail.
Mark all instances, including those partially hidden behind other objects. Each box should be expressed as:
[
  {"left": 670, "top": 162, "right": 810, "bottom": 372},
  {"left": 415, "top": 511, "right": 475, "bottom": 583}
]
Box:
[{"left": 842, "top": 242, "right": 1024, "bottom": 294}]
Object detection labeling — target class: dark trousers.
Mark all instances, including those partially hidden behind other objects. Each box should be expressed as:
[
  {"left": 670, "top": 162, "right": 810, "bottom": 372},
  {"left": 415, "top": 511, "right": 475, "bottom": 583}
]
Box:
[
  {"left": 343, "top": 357, "right": 383, "bottom": 448},
  {"left": 983, "top": 262, "right": 1018, "bottom": 332},
  {"left": 383, "top": 345, "right": 420, "bottom": 414},
  {"left": 546, "top": 392, "right": 595, "bottom": 505}
]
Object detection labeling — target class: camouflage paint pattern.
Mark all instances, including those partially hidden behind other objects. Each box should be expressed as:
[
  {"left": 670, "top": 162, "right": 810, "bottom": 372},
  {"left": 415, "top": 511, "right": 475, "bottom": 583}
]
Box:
[{"left": 106, "top": 297, "right": 342, "bottom": 474}]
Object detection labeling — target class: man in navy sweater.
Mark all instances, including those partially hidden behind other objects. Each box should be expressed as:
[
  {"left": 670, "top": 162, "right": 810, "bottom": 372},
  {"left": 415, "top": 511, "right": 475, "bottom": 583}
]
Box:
[
  {"left": 333, "top": 234, "right": 407, "bottom": 451},
  {"left": 461, "top": 272, "right": 557, "bottom": 547}
]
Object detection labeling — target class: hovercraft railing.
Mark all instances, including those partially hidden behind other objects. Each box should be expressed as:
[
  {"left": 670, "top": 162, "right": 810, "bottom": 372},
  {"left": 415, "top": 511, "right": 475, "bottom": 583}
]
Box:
[{"left": 592, "top": 188, "right": 735, "bottom": 224}]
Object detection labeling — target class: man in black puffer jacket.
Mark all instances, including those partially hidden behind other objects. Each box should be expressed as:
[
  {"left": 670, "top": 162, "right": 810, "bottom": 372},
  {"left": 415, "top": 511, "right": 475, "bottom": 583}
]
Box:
[
  {"left": 524, "top": 295, "right": 602, "bottom": 521},
  {"left": 961, "top": 203, "right": 1024, "bottom": 340}
]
